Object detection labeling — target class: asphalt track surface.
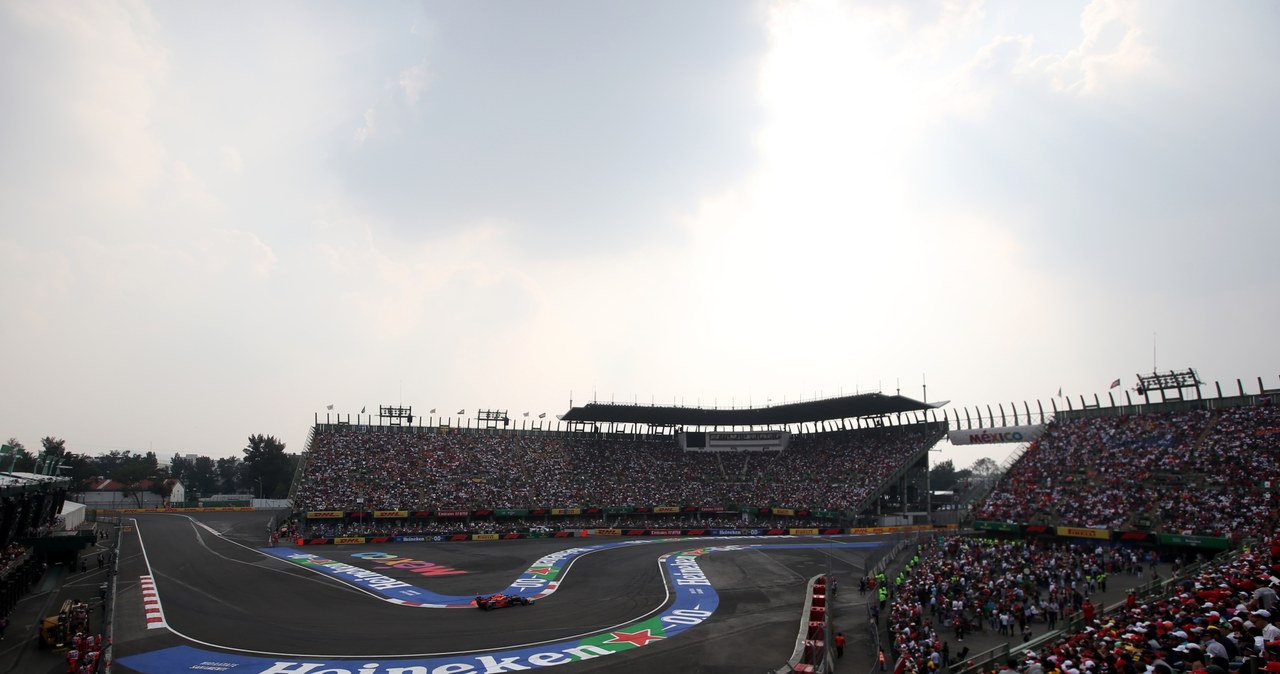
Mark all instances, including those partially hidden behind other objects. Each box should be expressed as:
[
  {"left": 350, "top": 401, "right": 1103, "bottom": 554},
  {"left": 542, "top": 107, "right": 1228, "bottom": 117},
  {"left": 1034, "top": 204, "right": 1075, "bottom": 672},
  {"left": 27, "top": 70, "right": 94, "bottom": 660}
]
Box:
[{"left": 100, "top": 512, "right": 887, "bottom": 674}]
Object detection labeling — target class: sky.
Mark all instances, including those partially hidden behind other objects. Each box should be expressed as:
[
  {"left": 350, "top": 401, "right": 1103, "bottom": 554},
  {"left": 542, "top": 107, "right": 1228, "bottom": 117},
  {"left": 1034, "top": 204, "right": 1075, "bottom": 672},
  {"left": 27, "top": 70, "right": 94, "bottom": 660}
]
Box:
[{"left": 2, "top": 0, "right": 1277, "bottom": 468}]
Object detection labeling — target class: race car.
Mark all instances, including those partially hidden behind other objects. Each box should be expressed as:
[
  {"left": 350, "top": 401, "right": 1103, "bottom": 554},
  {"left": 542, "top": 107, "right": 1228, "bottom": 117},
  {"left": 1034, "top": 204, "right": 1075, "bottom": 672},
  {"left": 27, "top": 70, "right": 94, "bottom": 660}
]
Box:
[{"left": 475, "top": 593, "right": 534, "bottom": 610}]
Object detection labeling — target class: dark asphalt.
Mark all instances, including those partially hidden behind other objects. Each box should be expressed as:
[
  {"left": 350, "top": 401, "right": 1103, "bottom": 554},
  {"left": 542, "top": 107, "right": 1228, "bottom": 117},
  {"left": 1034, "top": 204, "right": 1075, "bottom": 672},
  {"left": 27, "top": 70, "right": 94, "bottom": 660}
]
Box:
[{"left": 4, "top": 512, "right": 890, "bottom": 674}]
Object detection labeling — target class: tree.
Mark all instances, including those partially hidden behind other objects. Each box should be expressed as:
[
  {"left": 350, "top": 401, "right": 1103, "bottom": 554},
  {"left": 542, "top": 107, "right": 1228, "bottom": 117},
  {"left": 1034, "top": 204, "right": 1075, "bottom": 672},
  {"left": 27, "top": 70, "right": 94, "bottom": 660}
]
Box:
[
  {"left": 5, "top": 437, "right": 31, "bottom": 472},
  {"left": 113, "top": 456, "right": 161, "bottom": 508},
  {"left": 969, "top": 457, "right": 1003, "bottom": 483},
  {"left": 189, "top": 456, "right": 219, "bottom": 499},
  {"left": 242, "top": 435, "right": 291, "bottom": 499},
  {"left": 930, "top": 459, "right": 959, "bottom": 491},
  {"left": 215, "top": 456, "right": 242, "bottom": 493},
  {"left": 61, "top": 452, "right": 97, "bottom": 491},
  {"left": 41, "top": 436, "right": 67, "bottom": 458},
  {"left": 170, "top": 456, "right": 194, "bottom": 484}
]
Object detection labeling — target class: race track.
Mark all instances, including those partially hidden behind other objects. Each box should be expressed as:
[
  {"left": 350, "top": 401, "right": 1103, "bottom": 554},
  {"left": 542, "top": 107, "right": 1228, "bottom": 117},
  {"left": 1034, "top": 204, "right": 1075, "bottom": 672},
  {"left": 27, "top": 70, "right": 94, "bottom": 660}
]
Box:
[{"left": 108, "top": 512, "right": 884, "bottom": 674}]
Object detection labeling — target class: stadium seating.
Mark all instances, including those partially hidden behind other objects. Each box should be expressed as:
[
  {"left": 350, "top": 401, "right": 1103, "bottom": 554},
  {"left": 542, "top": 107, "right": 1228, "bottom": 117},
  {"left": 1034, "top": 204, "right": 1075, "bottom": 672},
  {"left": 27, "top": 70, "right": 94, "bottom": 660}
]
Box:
[
  {"left": 972, "top": 405, "right": 1280, "bottom": 539},
  {"left": 292, "top": 425, "right": 940, "bottom": 515}
]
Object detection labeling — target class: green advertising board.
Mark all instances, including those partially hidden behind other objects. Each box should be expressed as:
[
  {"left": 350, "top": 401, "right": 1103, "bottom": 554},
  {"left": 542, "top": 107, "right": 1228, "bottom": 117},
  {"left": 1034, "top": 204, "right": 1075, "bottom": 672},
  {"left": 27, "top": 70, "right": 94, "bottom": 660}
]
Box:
[
  {"left": 1157, "top": 533, "right": 1229, "bottom": 550},
  {"left": 974, "top": 521, "right": 1021, "bottom": 534},
  {"left": 494, "top": 509, "right": 529, "bottom": 517}
]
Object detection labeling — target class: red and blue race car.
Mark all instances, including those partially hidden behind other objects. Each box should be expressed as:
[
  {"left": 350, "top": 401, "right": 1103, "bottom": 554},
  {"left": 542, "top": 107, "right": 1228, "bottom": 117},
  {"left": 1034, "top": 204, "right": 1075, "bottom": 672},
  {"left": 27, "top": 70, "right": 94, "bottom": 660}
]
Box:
[{"left": 475, "top": 593, "right": 534, "bottom": 610}]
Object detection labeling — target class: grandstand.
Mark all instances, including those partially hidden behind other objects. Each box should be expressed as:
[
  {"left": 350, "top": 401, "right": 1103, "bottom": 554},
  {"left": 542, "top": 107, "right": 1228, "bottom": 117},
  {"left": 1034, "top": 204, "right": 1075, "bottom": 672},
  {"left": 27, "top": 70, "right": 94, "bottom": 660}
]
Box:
[
  {"left": 879, "top": 378, "right": 1280, "bottom": 674},
  {"left": 282, "top": 377, "right": 1280, "bottom": 674},
  {"left": 291, "top": 392, "right": 949, "bottom": 534},
  {"left": 972, "top": 404, "right": 1280, "bottom": 540},
  {"left": 291, "top": 379, "right": 1280, "bottom": 542}
]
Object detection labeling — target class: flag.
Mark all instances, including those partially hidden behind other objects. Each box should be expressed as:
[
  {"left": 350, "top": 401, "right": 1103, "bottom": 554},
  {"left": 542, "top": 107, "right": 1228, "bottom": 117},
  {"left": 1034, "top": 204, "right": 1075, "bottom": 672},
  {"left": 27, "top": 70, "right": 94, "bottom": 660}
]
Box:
[
  {"left": 523, "top": 412, "right": 529, "bottom": 417},
  {"left": 326, "top": 404, "right": 334, "bottom": 411},
  {"left": 456, "top": 409, "right": 465, "bottom": 415},
  {"left": 1057, "top": 387, "right": 1062, "bottom": 397},
  {"left": 360, "top": 406, "right": 366, "bottom": 413},
  {"left": 538, "top": 413, "right": 546, "bottom": 419},
  {"left": 429, "top": 408, "right": 436, "bottom": 414},
  {"left": 1109, "top": 378, "right": 1121, "bottom": 389}
]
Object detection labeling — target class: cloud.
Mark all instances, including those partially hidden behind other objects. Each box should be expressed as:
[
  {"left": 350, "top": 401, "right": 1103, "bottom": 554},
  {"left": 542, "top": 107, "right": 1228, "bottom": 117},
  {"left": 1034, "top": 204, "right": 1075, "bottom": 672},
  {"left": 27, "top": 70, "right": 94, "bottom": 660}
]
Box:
[
  {"left": 1031, "top": 0, "right": 1154, "bottom": 94},
  {"left": 331, "top": 2, "right": 767, "bottom": 254},
  {"left": 954, "top": 0, "right": 1154, "bottom": 98},
  {"left": 398, "top": 63, "right": 428, "bottom": 106},
  {"left": 0, "top": 0, "right": 170, "bottom": 228},
  {"left": 354, "top": 106, "right": 377, "bottom": 145},
  {"left": 219, "top": 145, "right": 243, "bottom": 175}
]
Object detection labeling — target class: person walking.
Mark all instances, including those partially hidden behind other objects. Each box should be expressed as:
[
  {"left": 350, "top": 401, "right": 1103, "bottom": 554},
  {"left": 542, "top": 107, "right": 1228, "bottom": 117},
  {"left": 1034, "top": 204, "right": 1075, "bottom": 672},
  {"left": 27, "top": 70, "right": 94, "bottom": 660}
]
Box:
[{"left": 835, "top": 632, "right": 845, "bottom": 658}]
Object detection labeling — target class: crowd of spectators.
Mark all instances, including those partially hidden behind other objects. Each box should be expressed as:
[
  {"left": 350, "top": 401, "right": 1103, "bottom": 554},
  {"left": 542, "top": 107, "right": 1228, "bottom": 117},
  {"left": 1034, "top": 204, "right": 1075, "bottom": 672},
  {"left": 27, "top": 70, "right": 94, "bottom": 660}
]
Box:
[
  {"left": 972, "top": 405, "right": 1280, "bottom": 538},
  {"left": 889, "top": 537, "right": 1150, "bottom": 674},
  {"left": 0, "top": 542, "right": 27, "bottom": 577},
  {"left": 890, "top": 534, "right": 1280, "bottom": 674},
  {"left": 297, "top": 515, "right": 841, "bottom": 539},
  {"left": 293, "top": 426, "right": 940, "bottom": 513},
  {"left": 971, "top": 533, "right": 1279, "bottom": 674}
]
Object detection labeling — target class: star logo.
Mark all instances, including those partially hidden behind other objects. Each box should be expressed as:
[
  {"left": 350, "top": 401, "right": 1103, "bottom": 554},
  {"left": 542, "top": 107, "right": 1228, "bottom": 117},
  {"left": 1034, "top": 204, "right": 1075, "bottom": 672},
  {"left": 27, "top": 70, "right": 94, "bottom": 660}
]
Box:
[{"left": 604, "top": 628, "right": 665, "bottom": 647}]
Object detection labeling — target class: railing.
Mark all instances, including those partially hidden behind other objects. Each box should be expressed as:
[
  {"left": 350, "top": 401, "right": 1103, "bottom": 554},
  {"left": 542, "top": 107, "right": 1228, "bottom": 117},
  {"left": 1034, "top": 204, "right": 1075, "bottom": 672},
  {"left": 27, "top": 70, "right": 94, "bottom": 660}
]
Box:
[{"left": 945, "top": 374, "right": 1280, "bottom": 431}]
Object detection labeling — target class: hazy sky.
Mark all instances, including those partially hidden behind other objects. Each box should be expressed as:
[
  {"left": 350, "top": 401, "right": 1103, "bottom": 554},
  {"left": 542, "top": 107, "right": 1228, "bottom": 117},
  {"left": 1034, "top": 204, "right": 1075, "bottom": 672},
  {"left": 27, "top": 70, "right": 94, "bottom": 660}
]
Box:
[{"left": 2, "top": 1, "right": 1277, "bottom": 467}]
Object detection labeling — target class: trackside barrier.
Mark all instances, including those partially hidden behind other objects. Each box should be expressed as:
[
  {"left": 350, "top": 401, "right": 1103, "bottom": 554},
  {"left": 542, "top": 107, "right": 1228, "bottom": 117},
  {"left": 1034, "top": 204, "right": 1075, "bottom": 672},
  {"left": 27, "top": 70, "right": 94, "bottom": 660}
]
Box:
[{"left": 776, "top": 575, "right": 836, "bottom": 674}]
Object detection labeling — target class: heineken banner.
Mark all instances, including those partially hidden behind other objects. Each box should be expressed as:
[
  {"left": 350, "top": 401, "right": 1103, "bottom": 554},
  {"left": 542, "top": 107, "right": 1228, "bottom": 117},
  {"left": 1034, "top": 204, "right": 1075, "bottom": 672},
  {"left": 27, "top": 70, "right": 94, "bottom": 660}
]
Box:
[
  {"left": 974, "top": 521, "right": 1020, "bottom": 534},
  {"left": 495, "top": 508, "right": 528, "bottom": 517},
  {"left": 1157, "top": 533, "right": 1230, "bottom": 550}
]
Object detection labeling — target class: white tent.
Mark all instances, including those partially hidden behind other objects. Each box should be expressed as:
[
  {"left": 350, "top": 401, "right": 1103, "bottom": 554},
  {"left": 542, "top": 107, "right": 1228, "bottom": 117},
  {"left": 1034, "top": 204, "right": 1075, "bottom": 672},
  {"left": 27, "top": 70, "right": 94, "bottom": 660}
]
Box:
[{"left": 60, "top": 500, "right": 86, "bottom": 530}]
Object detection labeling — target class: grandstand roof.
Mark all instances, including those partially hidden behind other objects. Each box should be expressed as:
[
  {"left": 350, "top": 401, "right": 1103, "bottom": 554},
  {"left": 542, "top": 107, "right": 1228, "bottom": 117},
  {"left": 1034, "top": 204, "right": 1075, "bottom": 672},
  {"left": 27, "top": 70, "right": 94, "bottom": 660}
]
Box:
[{"left": 560, "top": 393, "right": 940, "bottom": 427}]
